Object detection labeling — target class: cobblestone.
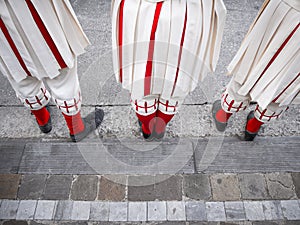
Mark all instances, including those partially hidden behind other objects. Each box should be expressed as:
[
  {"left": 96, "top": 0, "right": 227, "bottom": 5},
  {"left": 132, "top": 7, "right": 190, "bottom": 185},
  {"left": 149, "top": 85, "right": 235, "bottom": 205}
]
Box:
[
  {"left": 54, "top": 200, "right": 73, "bottom": 221},
  {"left": 128, "top": 202, "right": 147, "bottom": 221},
  {"left": 244, "top": 201, "right": 265, "bottom": 221},
  {"left": 0, "top": 200, "right": 19, "bottom": 219},
  {"left": 98, "top": 176, "right": 126, "bottom": 201},
  {"left": 184, "top": 174, "right": 211, "bottom": 200},
  {"left": 18, "top": 175, "right": 46, "bottom": 200},
  {"left": 206, "top": 202, "right": 226, "bottom": 222},
  {"left": 166, "top": 201, "right": 186, "bottom": 221},
  {"left": 211, "top": 174, "right": 241, "bottom": 201},
  {"left": 265, "top": 173, "right": 296, "bottom": 200},
  {"left": 291, "top": 173, "right": 300, "bottom": 198},
  {"left": 224, "top": 201, "right": 245, "bottom": 221},
  {"left": 89, "top": 202, "right": 109, "bottom": 221},
  {"left": 0, "top": 174, "right": 21, "bottom": 199},
  {"left": 16, "top": 200, "right": 36, "bottom": 220},
  {"left": 281, "top": 200, "right": 300, "bottom": 220},
  {"left": 70, "top": 201, "right": 90, "bottom": 221},
  {"left": 185, "top": 201, "right": 206, "bottom": 221},
  {"left": 71, "top": 175, "right": 98, "bottom": 201},
  {"left": 43, "top": 175, "right": 72, "bottom": 200},
  {"left": 147, "top": 201, "right": 167, "bottom": 221},
  {"left": 239, "top": 174, "right": 269, "bottom": 200},
  {"left": 262, "top": 201, "right": 283, "bottom": 220},
  {"left": 34, "top": 200, "right": 56, "bottom": 220},
  {"left": 108, "top": 202, "right": 128, "bottom": 221}
]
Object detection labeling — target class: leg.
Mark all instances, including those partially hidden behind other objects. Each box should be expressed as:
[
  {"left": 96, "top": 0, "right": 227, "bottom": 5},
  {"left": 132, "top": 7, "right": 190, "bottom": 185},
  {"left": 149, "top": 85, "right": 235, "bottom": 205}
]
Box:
[
  {"left": 213, "top": 79, "right": 250, "bottom": 131},
  {"left": 45, "top": 59, "right": 103, "bottom": 142},
  {"left": 155, "top": 97, "right": 183, "bottom": 139},
  {"left": 245, "top": 102, "right": 288, "bottom": 141},
  {"left": 131, "top": 95, "right": 158, "bottom": 140},
  {"left": 6, "top": 74, "right": 52, "bottom": 133}
]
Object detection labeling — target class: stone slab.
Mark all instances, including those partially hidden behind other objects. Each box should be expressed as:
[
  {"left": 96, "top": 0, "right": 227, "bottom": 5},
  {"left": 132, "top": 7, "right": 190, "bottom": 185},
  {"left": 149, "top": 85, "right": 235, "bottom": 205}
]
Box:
[
  {"left": 71, "top": 201, "right": 90, "bottom": 221},
  {"left": 0, "top": 174, "right": 21, "bottom": 199},
  {"left": 147, "top": 201, "right": 167, "bottom": 221},
  {"left": 166, "top": 201, "right": 186, "bottom": 221},
  {"left": 224, "top": 202, "right": 246, "bottom": 221},
  {"left": 206, "top": 202, "right": 226, "bottom": 222},
  {"left": 211, "top": 174, "right": 241, "bottom": 201},
  {"left": 128, "top": 202, "right": 147, "bottom": 222},
  {"left": 108, "top": 202, "right": 128, "bottom": 222},
  {"left": 185, "top": 201, "right": 206, "bottom": 221},
  {"left": 183, "top": 174, "right": 211, "bottom": 201},
  {"left": 239, "top": 174, "right": 269, "bottom": 200},
  {"left": 0, "top": 200, "right": 19, "bottom": 220},
  {"left": 16, "top": 200, "right": 37, "bottom": 220},
  {"left": 54, "top": 200, "right": 73, "bottom": 221},
  {"left": 291, "top": 173, "right": 300, "bottom": 198},
  {"left": 71, "top": 175, "right": 98, "bottom": 201},
  {"left": 90, "top": 202, "right": 109, "bottom": 221},
  {"left": 98, "top": 176, "right": 126, "bottom": 201},
  {"left": 244, "top": 201, "right": 265, "bottom": 221},
  {"left": 34, "top": 200, "right": 56, "bottom": 220},
  {"left": 262, "top": 201, "right": 283, "bottom": 221},
  {"left": 0, "top": 140, "right": 25, "bottom": 173},
  {"left": 281, "top": 200, "right": 300, "bottom": 220},
  {"left": 18, "top": 175, "right": 47, "bottom": 200},
  {"left": 43, "top": 175, "right": 73, "bottom": 200}
]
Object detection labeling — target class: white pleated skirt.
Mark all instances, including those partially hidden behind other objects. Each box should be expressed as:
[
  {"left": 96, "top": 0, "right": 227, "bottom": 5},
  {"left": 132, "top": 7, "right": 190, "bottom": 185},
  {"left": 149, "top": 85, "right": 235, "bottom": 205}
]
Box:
[
  {"left": 227, "top": 0, "right": 300, "bottom": 109},
  {"left": 112, "top": 0, "right": 227, "bottom": 100},
  {"left": 0, "top": 0, "right": 90, "bottom": 83}
]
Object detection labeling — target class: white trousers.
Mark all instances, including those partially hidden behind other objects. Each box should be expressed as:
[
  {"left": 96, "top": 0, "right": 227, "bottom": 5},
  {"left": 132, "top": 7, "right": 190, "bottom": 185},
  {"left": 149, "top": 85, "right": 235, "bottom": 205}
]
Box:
[
  {"left": 221, "top": 79, "right": 289, "bottom": 123},
  {"left": 7, "top": 59, "right": 81, "bottom": 116}
]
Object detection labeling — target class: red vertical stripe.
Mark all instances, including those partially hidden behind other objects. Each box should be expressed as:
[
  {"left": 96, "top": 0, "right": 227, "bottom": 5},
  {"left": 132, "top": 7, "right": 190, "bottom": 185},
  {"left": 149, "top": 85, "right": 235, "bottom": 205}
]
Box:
[
  {"left": 144, "top": 2, "right": 163, "bottom": 96},
  {"left": 250, "top": 23, "right": 299, "bottom": 93},
  {"left": 25, "top": 0, "right": 67, "bottom": 69},
  {"left": 118, "top": 0, "right": 125, "bottom": 83},
  {"left": 171, "top": 5, "right": 188, "bottom": 96},
  {"left": 272, "top": 72, "right": 299, "bottom": 103},
  {"left": 0, "top": 18, "right": 32, "bottom": 76}
]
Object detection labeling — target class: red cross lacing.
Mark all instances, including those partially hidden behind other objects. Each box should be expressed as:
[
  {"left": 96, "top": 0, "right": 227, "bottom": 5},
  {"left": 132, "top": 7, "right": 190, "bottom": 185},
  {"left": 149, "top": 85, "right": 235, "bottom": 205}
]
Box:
[
  {"left": 158, "top": 100, "right": 178, "bottom": 113},
  {"left": 25, "top": 88, "right": 49, "bottom": 109},
  {"left": 223, "top": 94, "right": 247, "bottom": 112}
]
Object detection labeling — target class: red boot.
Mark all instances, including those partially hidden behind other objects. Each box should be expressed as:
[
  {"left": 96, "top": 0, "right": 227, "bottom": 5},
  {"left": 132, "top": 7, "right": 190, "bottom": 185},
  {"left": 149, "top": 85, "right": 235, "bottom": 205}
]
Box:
[
  {"left": 155, "top": 110, "right": 174, "bottom": 140},
  {"left": 136, "top": 112, "right": 156, "bottom": 140},
  {"left": 245, "top": 111, "right": 264, "bottom": 141},
  {"left": 31, "top": 105, "right": 52, "bottom": 133}
]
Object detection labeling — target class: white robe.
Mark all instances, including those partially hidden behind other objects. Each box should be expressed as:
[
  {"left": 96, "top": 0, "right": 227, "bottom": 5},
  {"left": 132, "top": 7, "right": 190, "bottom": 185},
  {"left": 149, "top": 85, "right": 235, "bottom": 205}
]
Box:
[
  {"left": 227, "top": 0, "right": 300, "bottom": 109},
  {"left": 112, "top": 0, "right": 227, "bottom": 101},
  {"left": 0, "top": 0, "right": 90, "bottom": 83}
]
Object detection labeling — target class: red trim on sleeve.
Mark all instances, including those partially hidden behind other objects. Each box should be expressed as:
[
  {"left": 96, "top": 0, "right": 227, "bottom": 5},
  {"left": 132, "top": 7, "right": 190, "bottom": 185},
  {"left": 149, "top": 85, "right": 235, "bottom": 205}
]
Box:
[{"left": 118, "top": 0, "right": 125, "bottom": 83}]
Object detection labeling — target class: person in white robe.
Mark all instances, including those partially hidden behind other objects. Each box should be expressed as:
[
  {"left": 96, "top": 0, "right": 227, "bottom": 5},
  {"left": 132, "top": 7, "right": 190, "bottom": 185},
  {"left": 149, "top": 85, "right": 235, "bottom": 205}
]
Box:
[
  {"left": 112, "top": 0, "right": 227, "bottom": 140},
  {"left": 212, "top": 0, "right": 299, "bottom": 141},
  {"left": 0, "top": 0, "right": 104, "bottom": 142}
]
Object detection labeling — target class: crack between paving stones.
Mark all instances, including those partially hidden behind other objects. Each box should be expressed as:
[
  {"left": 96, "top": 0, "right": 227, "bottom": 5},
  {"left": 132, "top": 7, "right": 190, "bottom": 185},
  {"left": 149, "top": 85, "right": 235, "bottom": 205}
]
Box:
[{"left": 268, "top": 178, "right": 293, "bottom": 189}]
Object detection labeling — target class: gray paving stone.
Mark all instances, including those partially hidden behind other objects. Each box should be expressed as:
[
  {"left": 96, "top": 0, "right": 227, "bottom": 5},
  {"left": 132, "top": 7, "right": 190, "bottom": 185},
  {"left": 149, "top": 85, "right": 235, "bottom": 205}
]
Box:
[
  {"left": 244, "top": 201, "right": 265, "bottom": 221},
  {"left": 90, "top": 202, "right": 109, "bottom": 221},
  {"left": 291, "top": 173, "right": 300, "bottom": 198},
  {"left": 206, "top": 202, "right": 226, "bottom": 222},
  {"left": 34, "top": 200, "right": 56, "bottom": 220},
  {"left": 54, "top": 200, "right": 73, "bottom": 221},
  {"left": 128, "top": 176, "right": 155, "bottom": 201},
  {"left": 0, "top": 174, "right": 21, "bottom": 199},
  {"left": 128, "top": 202, "right": 147, "bottom": 221},
  {"left": 281, "top": 200, "right": 300, "bottom": 220},
  {"left": 239, "top": 174, "right": 269, "bottom": 200},
  {"left": 16, "top": 200, "right": 37, "bottom": 220},
  {"left": 224, "top": 201, "right": 245, "bottom": 221},
  {"left": 98, "top": 176, "right": 126, "bottom": 201},
  {"left": 0, "top": 141, "right": 25, "bottom": 173},
  {"left": 2, "top": 221, "right": 28, "bottom": 225},
  {"left": 211, "top": 174, "right": 241, "bottom": 201},
  {"left": 155, "top": 176, "right": 183, "bottom": 201},
  {"left": 71, "top": 201, "right": 90, "bottom": 221},
  {"left": 265, "top": 173, "right": 296, "bottom": 199},
  {"left": 109, "top": 202, "right": 128, "bottom": 222},
  {"left": 0, "top": 200, "right": 19, "bottom": 219},
  {"left": 71, "top": 175, "right": 98, "bottom": 201},
  {"left": 147, "top": 201, "right": 167, "bottom": 221},
  {"left": 18, "top": 175, "right": 47, "bottom": 200},
  {"left": 185, "top": 201, "right": 206, "bottom": 221},
  {"left": 262, "top": 201, "right": 283, "bottom": 221},
  {"left": 167, "top": 201, "right": 186, "bottom": 221},
  {"left": 252, "top": 222, "right": 280, "bottom": 225},
  {"left": 282, "top": 221, "right": 300, "bottom": 225},
  {"left": 43, "top": 175, "right": 72, "bottom": 200},
  {"left": 184, "top": 175, "right": 211, "bottom": 200}
]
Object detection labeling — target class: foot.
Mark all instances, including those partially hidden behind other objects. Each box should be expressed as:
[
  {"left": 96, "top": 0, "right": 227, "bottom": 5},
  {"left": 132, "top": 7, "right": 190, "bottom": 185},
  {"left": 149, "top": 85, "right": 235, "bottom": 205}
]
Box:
[
  {"left": 244, "top": 111, "right": 259, "bottom": 141},
  {"left": 70, "top": 108, "right": 104, "bottom": 142},
  {"left": 138, "top": 120, "right": 154, "bottom": 141},
  {"left": 38, "top": 104, "right": 52, "bottom": 134},
  {"left": 212, "top": 100, "right": 227, "bottom": 132}
]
